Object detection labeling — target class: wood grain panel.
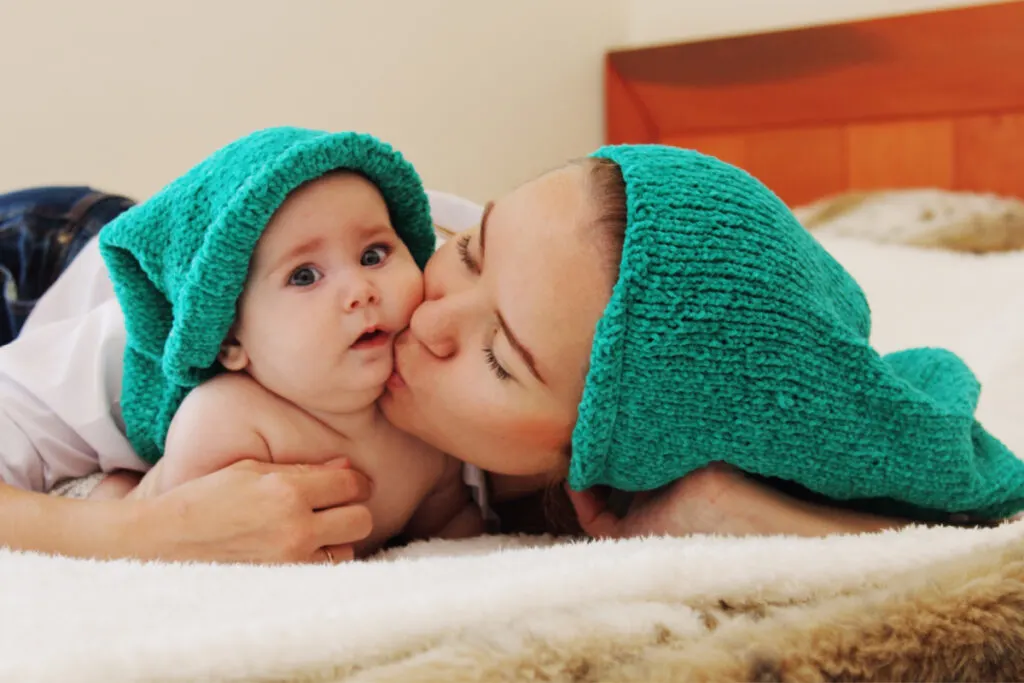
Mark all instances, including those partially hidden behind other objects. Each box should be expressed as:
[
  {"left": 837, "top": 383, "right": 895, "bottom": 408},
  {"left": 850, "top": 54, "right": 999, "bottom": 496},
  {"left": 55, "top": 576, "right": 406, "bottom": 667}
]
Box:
[
  {"left": 660, "top": 133, "right": 747, "bottom": 169},
  {"left": 607, "top": 1, "right": 1024, "bottom": 136},
  {"left": 604, "top": 57, "right": 657, "bottom": 145},
  {"left": 847, "top": 119, "right": 954, "bottom": 190},
  {"left": 606, "top": 2, "right": 1024, "bottom": 203},
  {"left": 742, "top": 127, "right": 847, "bottom": 206},
  {"left": 663, "top": 127, "right": 847, "bottom": 206},
  {"left": 954, "top": 113, "right": 1024, "bottom": 198}
]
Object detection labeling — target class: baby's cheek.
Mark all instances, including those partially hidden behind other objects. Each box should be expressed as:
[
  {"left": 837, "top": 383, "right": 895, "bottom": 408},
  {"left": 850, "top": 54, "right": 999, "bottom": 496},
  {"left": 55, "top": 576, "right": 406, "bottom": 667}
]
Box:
[{"left": 399, "top": 270, "right": 426, "bottom": 323}]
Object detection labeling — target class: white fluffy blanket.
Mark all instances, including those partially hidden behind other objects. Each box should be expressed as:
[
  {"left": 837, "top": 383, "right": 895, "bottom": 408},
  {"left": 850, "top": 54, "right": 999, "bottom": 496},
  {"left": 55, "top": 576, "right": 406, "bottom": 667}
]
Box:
[
  {"left": 2, "top": 520, "right": 1023, "bottom": 682},
  {"left": 5, "top": 204, "right": 1024, "bottom": 681}
]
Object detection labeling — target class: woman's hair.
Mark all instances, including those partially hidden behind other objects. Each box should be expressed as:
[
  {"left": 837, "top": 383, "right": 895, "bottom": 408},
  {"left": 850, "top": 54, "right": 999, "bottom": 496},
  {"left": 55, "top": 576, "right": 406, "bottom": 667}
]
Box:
[
  {"left": 494, "top": 155, "right": 629, "bottom": 536},
  {"left": 583, "top": 155, "right": 629, "bottom": 283}
]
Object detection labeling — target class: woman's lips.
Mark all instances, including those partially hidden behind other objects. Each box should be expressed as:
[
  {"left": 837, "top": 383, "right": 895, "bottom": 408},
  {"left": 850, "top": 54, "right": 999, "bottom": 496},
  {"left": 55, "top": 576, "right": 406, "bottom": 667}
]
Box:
[
  {"left": 387, "top": 331, "right": 408, "bottom": 389},
  {"left": 386, "top": 368, "right": 406, "bottom": 390}
]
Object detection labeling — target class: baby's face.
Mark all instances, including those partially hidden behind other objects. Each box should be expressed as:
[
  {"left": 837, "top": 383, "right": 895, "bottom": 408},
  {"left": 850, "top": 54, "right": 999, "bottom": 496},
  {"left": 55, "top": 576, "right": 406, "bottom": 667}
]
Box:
[{"left": 221, "top": 171, "right": 424, "bottom": 413}]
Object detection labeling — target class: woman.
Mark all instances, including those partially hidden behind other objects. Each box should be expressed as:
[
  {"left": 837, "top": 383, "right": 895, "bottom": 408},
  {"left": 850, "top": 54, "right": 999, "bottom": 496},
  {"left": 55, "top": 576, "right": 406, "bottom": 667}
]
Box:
[
  {"left": 379, "top": 146, "right": 1020, "bottom": 534},
  {"left": 3, "top": 140, "right": 1007, "bottom": 564}
]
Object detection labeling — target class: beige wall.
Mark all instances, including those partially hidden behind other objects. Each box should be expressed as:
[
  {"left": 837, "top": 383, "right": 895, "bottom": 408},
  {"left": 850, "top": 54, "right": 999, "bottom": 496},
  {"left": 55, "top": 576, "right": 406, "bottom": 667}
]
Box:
[
  {"left": 0, "top": 0, "right": 1001, "bottom": 204},
  {"left": 0, "top": 0, "right": 628, "bottom": 203}
]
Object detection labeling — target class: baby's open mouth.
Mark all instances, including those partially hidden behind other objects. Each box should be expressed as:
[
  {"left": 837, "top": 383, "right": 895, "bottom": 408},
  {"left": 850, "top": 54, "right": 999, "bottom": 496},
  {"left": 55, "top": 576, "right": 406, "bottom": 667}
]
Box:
[{"left": 352, "top": 328, "right": 389, "bottom": 349}]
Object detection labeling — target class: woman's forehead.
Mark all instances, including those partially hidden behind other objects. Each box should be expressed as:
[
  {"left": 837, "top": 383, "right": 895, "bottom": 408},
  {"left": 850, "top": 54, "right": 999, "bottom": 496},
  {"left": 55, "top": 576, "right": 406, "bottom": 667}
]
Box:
[{"left": 500, "top": 164, "right": 586, "bottom": 222}]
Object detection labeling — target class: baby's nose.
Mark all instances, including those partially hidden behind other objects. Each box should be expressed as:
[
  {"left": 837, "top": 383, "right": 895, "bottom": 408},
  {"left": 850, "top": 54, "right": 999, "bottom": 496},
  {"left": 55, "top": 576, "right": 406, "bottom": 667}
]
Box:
[{"left": 344, "top": 278, "right": 378, "bottom": 311}]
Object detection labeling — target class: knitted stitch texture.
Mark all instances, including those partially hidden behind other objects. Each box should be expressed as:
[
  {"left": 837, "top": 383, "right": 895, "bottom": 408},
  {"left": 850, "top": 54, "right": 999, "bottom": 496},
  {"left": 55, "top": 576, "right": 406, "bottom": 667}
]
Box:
[
  {"left": 99, "top": 127, "right": 434, "bottom": 464},
  {"left": 569, "top": 144, "right": 1024, "bottom": 520}
]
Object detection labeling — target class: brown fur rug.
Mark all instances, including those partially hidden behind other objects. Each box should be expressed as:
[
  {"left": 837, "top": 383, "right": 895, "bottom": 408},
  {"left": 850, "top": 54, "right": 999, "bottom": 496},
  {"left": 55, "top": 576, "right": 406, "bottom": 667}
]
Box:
[{"left": 346, "top": 524, "right": 1024, "bottom": 683}]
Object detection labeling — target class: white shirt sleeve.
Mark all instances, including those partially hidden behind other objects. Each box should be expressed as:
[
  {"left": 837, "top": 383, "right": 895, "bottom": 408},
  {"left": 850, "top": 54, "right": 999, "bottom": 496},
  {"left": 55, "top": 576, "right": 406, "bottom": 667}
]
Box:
[
  {"left": 0, "top": 296, "right": 147, "bottom": 491},
  {"left": 0, "top": 237, "right": 143, "bottom": 491},
  {"left": 0, "top": 190, "right": 484, "bottom": 493}
]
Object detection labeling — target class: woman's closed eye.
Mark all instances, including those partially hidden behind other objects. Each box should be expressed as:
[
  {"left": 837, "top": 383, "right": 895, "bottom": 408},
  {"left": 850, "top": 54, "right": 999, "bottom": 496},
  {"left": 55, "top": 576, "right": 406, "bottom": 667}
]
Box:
[
  {"left": 456, "top": 234, "right": 479, "bottom": 273},
  {"left": 484, "top": 345, "right": 511, "bottom": 381},
  {"left": 288, "top": 264, "right": 323, "bottom": 287}
]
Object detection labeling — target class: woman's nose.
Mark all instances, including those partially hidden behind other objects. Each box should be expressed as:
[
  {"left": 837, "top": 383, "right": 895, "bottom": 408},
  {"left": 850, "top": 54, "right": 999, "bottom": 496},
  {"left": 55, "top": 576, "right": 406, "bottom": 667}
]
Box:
[
  {"left": 408, "top": 297, "right": 462, "bottom": 359},
  {"left": 343, "top": 276, "right": 378, "bottom": 312}
]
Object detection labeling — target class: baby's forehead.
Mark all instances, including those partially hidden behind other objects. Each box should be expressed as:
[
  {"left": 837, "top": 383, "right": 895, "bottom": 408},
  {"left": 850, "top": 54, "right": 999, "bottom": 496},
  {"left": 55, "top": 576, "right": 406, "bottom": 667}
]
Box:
[
  {"left": 254, "top": 219, "right": 398, "bottom": 257},
  {"left": 249, "top": 211, "right": 402, "bottom": 272},
  {"left": 243, "top": 169, "right": 413, "bottom": 270}
]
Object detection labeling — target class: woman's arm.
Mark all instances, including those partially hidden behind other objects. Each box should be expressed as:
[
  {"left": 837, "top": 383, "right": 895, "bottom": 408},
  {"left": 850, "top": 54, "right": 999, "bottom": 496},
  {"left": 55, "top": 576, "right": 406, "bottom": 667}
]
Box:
[
  {"left": 1, "top": 458, "right": 374, "bottom": 564},
  {"left": 567, "top": 464, "right": 908, "bottom": 540},
  {"left": 0, "top": 481, "right": 144, "bottom": 558}
]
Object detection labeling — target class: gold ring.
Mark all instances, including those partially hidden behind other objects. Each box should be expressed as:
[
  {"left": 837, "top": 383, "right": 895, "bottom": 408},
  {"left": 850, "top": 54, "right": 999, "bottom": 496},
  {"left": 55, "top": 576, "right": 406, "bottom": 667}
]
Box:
[{"left": 322, "top": 547, "right": 335, "bottom": 565}]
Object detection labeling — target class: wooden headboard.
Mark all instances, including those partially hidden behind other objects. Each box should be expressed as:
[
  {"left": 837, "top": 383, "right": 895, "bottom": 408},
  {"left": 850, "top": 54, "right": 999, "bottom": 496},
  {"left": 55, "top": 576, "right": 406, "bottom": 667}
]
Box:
[{"left": 605, "top": 1, "right": 1024, "bottom": 206}]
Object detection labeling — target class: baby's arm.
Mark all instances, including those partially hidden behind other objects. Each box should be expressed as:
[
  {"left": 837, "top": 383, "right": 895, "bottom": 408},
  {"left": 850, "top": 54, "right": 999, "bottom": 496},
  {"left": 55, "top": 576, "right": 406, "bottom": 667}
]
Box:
[
  {"left": 131, "top": 374, "right": 271, "bottom": 498},
  {"left": 403, "top": 456, "right": 484, "bottom": 541}
]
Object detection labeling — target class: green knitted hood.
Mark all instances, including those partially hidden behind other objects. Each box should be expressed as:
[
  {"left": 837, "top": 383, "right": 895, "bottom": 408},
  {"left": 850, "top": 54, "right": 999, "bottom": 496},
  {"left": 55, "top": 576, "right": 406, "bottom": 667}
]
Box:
[
  {"left": 568, "top": 144, "right": 1024, "bottom": 520},
  {"left": 99, "top": 127, "right": 434, "bottom": 464}
]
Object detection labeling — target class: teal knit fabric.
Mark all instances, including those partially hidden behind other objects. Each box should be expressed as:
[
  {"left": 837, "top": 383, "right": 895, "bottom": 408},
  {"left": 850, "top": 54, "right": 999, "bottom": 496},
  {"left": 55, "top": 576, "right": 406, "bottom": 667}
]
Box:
[
  {"left": 569, "top": 144, "right": 1024, "bottom": 520},
  {"left": 99, "top": 127, "right": 434, "bottom": 464}
]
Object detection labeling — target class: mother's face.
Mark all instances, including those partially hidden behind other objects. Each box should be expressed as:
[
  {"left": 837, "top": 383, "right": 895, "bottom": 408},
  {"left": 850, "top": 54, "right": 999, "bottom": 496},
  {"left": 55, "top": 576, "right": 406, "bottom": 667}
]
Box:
[{"left": 379, "top": 164, "right": 614, "bottom": 477}]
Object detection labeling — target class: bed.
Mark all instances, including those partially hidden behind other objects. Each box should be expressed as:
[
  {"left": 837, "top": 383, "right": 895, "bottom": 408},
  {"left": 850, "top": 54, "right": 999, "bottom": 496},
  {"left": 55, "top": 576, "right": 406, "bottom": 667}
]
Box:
[
  {"left": 604, "top": 0, "right": 1024, "bottom": 206},
  {"left": 4, "top": 3, "right": 1024, "bottom": 681}
]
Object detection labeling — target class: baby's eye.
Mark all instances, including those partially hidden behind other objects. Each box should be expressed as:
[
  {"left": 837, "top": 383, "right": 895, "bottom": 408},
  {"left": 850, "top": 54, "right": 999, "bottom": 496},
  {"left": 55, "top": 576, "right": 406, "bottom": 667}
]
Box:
[
  {"left": 361, "top": 244, "right": 391, "bottom": 267},
  {"left": 288, "top": 265, "right": 322, "bottom": 287}
]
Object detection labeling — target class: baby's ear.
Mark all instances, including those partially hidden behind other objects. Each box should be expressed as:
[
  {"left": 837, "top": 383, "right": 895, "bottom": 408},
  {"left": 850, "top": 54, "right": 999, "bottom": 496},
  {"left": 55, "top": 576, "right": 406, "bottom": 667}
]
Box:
[{"left": 218, "top": 335, "right": 249, "bottom": 371}]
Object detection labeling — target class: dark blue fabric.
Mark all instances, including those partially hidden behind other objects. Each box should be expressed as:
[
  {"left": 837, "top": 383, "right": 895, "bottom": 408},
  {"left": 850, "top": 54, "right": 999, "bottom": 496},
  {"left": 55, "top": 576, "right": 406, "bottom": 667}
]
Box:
[{"left": 0, "top": 186, "right": 134, "bottom": 344}]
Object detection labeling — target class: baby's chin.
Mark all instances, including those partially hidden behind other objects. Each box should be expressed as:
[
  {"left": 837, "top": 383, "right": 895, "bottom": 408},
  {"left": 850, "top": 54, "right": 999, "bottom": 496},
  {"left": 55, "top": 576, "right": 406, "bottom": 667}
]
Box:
[
  {"left": 336, "top": 366, "right": 393, "bottom": 399},
  {"left": 299, "top": 379, "right": 388, "bottom": 415}
]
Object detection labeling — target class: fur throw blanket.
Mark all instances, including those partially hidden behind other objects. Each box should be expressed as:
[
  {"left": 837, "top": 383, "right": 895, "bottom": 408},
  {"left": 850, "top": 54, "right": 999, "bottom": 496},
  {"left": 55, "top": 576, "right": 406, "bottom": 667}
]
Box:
[{"left": 1, "top": 520, "right": 1023, "bottom": 681}]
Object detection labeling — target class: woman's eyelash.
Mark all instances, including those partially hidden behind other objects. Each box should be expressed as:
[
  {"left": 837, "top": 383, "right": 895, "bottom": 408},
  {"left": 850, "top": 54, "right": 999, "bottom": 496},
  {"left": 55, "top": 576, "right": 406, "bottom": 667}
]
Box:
[
  {"left": 483, "top": 346, "right": 510, "bottom": 380},
  {"left": 456, "top": 234, "right": 477, "bottom": 272}
]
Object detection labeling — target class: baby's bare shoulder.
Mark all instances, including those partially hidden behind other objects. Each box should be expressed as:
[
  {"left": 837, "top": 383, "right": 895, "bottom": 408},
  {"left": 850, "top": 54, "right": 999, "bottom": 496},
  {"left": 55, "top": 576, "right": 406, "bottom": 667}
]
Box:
[
  {"left": 181, "top": 373, "right": 287, "bottom": 419},
  {"left": 163, "top": 373, "right": 273, "bottom": 467},
  {"left": 171, "top": 373, "right": 290, "bottom": 442},
  {"left": 195, "top": 375, "right": 349, "bottom": 464}
]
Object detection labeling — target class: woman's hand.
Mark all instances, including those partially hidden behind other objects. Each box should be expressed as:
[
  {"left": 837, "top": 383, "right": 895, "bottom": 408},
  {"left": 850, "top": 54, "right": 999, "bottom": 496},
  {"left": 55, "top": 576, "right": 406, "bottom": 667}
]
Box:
[
  {"left": 128, "top": 458, "right": 374, "bottom": 564},
  {"left": 567, "top": 463, "right": 906, "bottom": 539}
]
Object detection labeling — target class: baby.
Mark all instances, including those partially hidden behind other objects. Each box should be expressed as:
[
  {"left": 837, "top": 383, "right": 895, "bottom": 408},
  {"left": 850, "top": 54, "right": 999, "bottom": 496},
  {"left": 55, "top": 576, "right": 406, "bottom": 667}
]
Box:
[{"left": 94, "top": 128, "right": 483, "bottom": 558}]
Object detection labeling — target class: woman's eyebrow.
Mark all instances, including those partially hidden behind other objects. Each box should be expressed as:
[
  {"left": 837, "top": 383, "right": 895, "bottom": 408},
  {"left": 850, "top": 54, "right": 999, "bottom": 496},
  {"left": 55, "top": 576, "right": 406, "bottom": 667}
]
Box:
[
  {"left": 478, "top": 201, "right": 494, "bottom": 260},
  {"left": 497, "top": 312, "right": 544, "bottom": 384}
]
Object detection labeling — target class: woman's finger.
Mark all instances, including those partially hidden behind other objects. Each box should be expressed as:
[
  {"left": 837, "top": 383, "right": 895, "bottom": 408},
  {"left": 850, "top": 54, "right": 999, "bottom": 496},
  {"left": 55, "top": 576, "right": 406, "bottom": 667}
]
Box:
[
  {"left": 302, "top": 467, "right": 373, "bottom": 510},
  {"left": 241, "top": 461, "right": 373, "bottom": 510},
  {"left": 313, "top": 503, "right": 374, "bottom": 547},
  {"left": 314, "top": 543, "right": 356, "bottom": 565},
  {"left": 565, "top": 485, "right": 621, "bottom": 539}
]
